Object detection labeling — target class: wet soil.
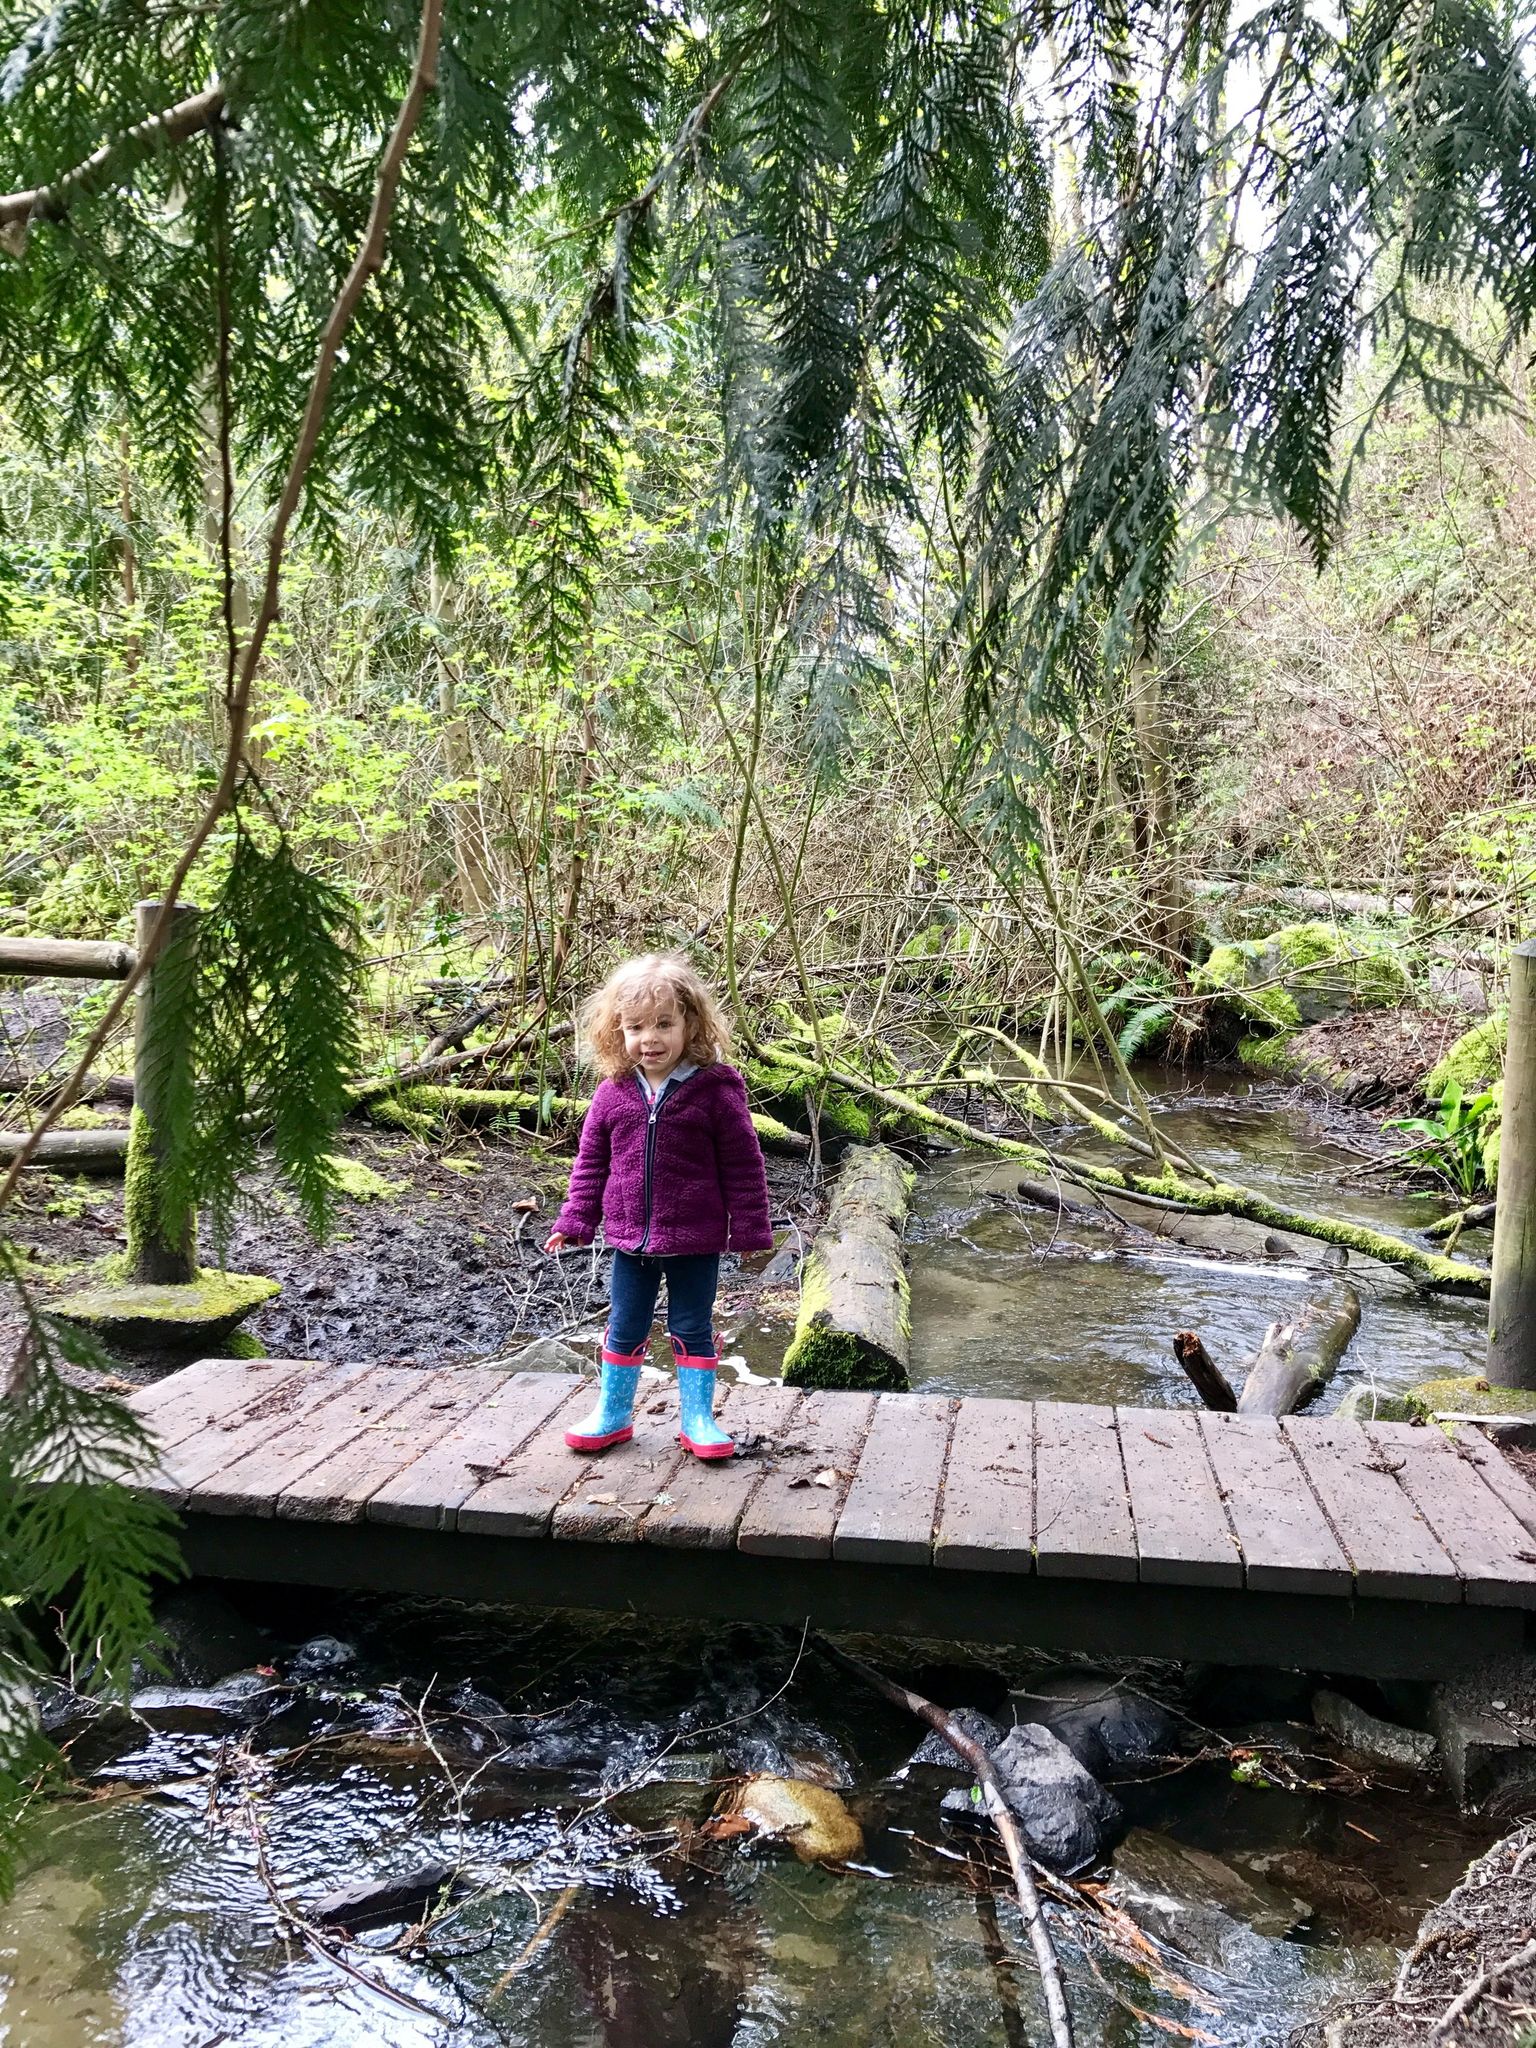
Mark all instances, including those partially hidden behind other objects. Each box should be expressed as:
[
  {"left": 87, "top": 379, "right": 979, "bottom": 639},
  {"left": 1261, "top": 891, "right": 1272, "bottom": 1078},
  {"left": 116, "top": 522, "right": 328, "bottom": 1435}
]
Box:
[
  {"left": 1272, "top": 1006, "right": 1473, "bottom": 1109},
  {"left": 4, "top": 1124, "right": 823, "bottom": 1385}
]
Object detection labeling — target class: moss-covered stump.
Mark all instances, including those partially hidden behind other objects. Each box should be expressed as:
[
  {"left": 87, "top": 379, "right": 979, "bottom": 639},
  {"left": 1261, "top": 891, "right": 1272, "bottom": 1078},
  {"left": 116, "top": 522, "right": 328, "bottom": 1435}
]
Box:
[
  {"left": 783, "top": 1144, "right": 913, "bottom": 1392},
  {"left": 51, "top": 1271, "right": 280, "bottom": 1351},
  {"left": 1404, "top": 1375, "right": 1536, "bottom": 1421},
  {"left": 1194, "top": 921, "right": 1410, "bottom": 1035}
]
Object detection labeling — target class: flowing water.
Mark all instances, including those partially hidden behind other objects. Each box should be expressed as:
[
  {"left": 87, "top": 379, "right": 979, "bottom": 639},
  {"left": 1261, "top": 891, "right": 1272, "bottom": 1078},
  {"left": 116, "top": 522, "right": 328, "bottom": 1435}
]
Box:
[{"left": 0, "top": 1076, "right": 1503, "bottom": 2046}]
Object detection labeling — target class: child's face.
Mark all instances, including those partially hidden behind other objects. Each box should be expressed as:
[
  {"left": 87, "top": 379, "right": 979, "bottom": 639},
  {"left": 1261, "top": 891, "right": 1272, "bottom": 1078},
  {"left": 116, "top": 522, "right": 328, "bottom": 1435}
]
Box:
[{"left": 621, "top": 998, "right": 688, "bottom": 1078}]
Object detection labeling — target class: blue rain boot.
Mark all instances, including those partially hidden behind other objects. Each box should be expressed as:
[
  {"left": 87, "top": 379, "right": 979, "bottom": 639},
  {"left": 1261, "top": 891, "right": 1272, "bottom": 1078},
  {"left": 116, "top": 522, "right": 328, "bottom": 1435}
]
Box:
[
  {"left": 672, "top": 1337, "right": 735, "bottom": 1461},
  {"left": 565, "top": 1345, "right": 644, "bottom": 1452}
]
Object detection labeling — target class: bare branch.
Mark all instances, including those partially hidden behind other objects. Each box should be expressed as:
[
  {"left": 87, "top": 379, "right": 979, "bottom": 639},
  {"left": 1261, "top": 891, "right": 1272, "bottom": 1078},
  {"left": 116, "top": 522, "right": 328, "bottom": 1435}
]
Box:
[{"left": 0, "top": 84, "right": 227, "bottom": 244}]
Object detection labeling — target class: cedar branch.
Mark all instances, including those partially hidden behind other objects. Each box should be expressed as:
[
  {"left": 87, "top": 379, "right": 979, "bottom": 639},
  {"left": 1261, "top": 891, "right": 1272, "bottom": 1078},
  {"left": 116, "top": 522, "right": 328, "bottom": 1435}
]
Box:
[
  {"left": 0, "top": 0, "right": 444, "bottom": 1214},
  {"left": 0, "top": 84, "right": 227, "bottom": 234}
]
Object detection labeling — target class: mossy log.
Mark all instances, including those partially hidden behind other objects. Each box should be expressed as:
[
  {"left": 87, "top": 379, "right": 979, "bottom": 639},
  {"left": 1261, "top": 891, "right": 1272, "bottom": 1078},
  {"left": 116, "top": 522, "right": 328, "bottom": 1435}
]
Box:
[
  {"left": 0, "top": 1128, "right": 129, "bottom": 1169},
  {"left": 782, "top": 1144, "right": 913, "bottom": 1392},
  {"left": 1236, "top": 1279, "right": 1361, "bottom": 1414},
  {"left": 372, "top": 1082, "right": 810, "bottom": 1157},
  {"left": 759, "top": 1045, "right": 1489, "bottom": 1295}
]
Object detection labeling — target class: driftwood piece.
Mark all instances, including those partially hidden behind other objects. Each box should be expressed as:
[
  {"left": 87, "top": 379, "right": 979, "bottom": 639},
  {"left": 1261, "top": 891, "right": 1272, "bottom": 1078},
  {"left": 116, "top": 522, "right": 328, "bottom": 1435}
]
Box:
[
  {"left": 1015, "top": 1176, "right": 1106, "bottom": 1225},
  {"left": 0, "top": 935, "right": 137, "bottom": 980},
  {"left": 1426, "top": 1202, "right": 1495, "bottom": 1241},
  {"left": 1237, "top": 1279, "right": 1361, "bottom": 1414},
  {"left": 0, "top": 1128, "right": 128, "bottom": 1169},
  {"left": 1173, "top": 1331, "right": 1237, "bottom": 1411},
  {"left": 814, "top": 1636, "right": 1074, "bottom": 2048},
  {"left": 783, "top": 1144, "right": 912, "bottom": 1390}
]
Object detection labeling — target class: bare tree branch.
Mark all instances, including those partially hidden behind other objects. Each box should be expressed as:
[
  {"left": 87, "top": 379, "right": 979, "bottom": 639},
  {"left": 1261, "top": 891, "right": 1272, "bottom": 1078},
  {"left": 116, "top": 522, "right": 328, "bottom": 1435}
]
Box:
[{"left": 0, "top": 84, "right": 227, "bottom": 244}]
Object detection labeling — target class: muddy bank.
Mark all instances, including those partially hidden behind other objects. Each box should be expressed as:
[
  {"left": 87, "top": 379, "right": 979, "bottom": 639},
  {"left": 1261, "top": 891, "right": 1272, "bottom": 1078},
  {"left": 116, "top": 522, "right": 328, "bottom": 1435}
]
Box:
[
  {"left": 1311, "top": 1819, "right": 1536, "bottom": 2047},
  {"left": 3, "top": 1126, "right": 822, "bottom": 1383}
]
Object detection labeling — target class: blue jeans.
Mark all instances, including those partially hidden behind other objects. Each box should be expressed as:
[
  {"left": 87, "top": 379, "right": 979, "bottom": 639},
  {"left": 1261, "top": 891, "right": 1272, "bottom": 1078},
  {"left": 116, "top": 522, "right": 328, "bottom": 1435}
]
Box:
[{"left": 607, "top": 1250, "right": 719, "bottom": 1358}]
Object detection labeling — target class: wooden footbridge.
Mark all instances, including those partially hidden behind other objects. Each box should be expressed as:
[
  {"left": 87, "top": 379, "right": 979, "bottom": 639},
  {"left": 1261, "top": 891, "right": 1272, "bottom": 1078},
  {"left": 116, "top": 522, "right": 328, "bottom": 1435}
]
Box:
[{"left": 128, "top": 1358, "right": 1536, "bottom": 1679}]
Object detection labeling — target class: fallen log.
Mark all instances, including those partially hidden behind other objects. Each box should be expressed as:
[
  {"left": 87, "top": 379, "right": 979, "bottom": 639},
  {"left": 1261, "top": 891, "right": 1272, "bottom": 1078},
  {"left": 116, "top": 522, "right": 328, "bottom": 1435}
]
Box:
[
  {"left": 1173, "top": 1331, "right": 1237, "bottom": 1411},
  {"left": 368, "top": 1081, "right": 810, "bottom": 1158},
  {"left": 754, "top": 1044, "right": 1489, "bottom": 1295},
  {"left": 783, "top": 1144, "right": 912, "bottom": 1390},
  {"left": 1177, "top": 1280, "right": 1361, "bottom": 1417},
  {"left": 1426, "top": 1202, "right": 1496, "bottom": 1240},
  {"left": 0, "top": 1127, "right": 128, "bottom": 1169}
]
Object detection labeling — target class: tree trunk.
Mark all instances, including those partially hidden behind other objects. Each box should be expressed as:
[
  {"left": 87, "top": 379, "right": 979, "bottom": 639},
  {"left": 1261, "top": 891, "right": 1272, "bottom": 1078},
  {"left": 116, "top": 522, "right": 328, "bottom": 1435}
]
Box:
[
  {"left": 1489, "top": 940, "right": 1536, "bottom": 1388},
  {"left": 1236, "top": 1279, "right": 1360, "bottom": 1414},
  {"left": 130, "top": 899, "right": 199, "bottom": 1284},
  {"left": 783, "top": 1144, "right": 912, "bottom": 1391}
]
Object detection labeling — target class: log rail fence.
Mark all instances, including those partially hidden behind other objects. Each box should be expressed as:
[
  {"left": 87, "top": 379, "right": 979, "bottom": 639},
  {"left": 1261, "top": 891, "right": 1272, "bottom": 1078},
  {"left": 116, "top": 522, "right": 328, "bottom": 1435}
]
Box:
[{"left": 0, "top": 900, "right": 199, "bottom": 1282}]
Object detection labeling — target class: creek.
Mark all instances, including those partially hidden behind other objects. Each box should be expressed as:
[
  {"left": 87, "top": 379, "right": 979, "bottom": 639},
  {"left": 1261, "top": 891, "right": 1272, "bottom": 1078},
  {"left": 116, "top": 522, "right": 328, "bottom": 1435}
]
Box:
[{"left": 0, "top": 1075, "right": 1503, "bottom": 2046}]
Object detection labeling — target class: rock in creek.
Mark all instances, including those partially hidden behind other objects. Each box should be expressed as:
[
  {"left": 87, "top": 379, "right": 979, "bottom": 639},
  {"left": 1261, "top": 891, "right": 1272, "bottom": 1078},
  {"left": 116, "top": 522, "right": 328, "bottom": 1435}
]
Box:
[
  {"left": 941, "top": 1723, "right": 1123, "bottom": 1875},
  {"left": 310, "top": 1860, "right": 465, "bottom": 1932},
  {"left": 1111, "top": 1828, "right": 1311, "bottom": 1968},
  {"left": 288, "top": 1635, "right": 358, "bottom": 1681},
  {"left": 1312, "top": 1689, "right": 1436, "bottom": 1770},
  {"left": 129, "top": 1673, "right": 273, "bottom": 1731},
  {"left": 724, "top": 1776, "right": 864, "bottom": 1864},
  {"left": 902, "top": 1707, "right": 1007, "bottom": 1772},
  {"left": 500, "top": 1336, "right": 590, "bottom": 1374},
  {"left": 1010, "top": 1668, "right": 1179, "bottom": 1779}
]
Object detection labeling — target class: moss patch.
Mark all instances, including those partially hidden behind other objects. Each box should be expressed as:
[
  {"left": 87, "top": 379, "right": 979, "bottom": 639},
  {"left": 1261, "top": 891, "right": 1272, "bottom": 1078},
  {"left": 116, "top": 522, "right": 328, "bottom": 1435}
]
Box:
[
  {"left": 327, "top": 1154, "right": 409, "bottom": 1203},
  {"left": 51, "top": 1270, "right": 280, "bottom": 1350},
  {"left": 1333, "top": 1385, "right": 1417, "bottom": 1422},
  {"left": 1405, "top": 1375, "right": 1536, "bottom": 1420},
  {"left": 1425, "top": 1013, "right": 1507, "bottom": 1098},
  {"left": 782, "top": 1324, "right": 909, "bottom": 1392}
]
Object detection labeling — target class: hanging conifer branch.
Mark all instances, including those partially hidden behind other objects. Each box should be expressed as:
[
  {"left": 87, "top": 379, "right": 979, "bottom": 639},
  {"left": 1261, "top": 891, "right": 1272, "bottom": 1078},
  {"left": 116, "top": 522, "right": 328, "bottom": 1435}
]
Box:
[{"left": 0, "top": 82, "right": 227, "bottom": 239}]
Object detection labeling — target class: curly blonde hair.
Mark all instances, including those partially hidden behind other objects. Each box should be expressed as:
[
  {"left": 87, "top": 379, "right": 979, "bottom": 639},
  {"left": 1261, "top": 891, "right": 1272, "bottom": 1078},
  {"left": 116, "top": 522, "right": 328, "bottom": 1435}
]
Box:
[{"left": 581, "top": 952, "right": 733, "bottom": 1078}]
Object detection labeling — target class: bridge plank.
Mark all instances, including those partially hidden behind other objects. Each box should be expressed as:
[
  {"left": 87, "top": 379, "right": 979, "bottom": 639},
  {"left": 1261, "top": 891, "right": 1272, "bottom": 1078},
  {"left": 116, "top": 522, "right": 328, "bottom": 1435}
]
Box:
[
  {"left": 1448, "top": 1427, "right": 1536, "bottom": 1543},
  {"left": 127, "top": 1357, "right": 310, "bottom": 1450},
  {"left": 1198, "top": 1412, "right": 1351, "bottom": 1595},
  {"left": 554, "top": 1398, "right": 690, "bottom": 1543},
  {"left": 189, "top": 1366, "right": 429, "bottom": 1515},
  {"left": 1035, "top": 1402, "right": 1137, "bottom": 1581},
  {"left": 1367, "top": 1422, "right": 1536, "bottom": 1607},
  {"left": 278, "top": 1368, "right": 492, "bottom": 1522},
  {"left": 833, "top": 1394, "right": 953, "bottom": 1565},
  {"left": 934, "top": 1399, "right": 1034, "bottom": 1573},
  {"left": 737, "top": 1391, "right": 876, "bottom": 1559},
  {"left": 143, "top": 1362, "right": 367, "bottom": 1505},
  {"left": 642, "top": 1385, "right": 802, "bottom": 1550},
  {"left": 1116, "top": 1407, "right": 1240, "bottom": 1587},
  {"left": 368, "top": 1371, "right": 580, "bottom": 1529},
  {"left": 1281, "top": 1416, "right": 1459, "bottom": 1600},
  {"left": 456, "top": 1384, "right": 598, "bottom": 1537}
]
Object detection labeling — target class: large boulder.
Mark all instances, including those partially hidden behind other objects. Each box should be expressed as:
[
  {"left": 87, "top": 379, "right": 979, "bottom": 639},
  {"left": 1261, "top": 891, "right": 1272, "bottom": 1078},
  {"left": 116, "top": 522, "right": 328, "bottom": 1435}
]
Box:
[
  {"left": 941, "top": 1722, "right": 1123, "bottom": 1874},
  {"left": 1111, "top": 1828, "right": 1311, "bottom": 1967}
]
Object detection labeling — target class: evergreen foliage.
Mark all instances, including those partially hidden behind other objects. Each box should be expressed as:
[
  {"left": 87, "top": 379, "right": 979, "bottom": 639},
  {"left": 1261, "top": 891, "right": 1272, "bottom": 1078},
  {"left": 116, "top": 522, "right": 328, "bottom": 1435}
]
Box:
[{"left": 0, "top": 1244, "right": 182, "bottom": 1892}]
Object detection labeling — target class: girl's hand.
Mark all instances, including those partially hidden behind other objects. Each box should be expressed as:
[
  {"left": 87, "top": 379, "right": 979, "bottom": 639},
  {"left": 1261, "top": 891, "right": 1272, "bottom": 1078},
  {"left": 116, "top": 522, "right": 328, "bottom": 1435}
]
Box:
[{"left": 543, "top": 1231, "right": 570, "bottom": 1254}]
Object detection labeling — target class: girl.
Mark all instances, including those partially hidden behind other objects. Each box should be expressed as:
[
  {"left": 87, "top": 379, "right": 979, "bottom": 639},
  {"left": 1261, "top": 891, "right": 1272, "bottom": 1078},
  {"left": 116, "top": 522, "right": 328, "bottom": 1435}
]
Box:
[{"left": 544, "top": 953, "right": 773, "bottom": 1460}]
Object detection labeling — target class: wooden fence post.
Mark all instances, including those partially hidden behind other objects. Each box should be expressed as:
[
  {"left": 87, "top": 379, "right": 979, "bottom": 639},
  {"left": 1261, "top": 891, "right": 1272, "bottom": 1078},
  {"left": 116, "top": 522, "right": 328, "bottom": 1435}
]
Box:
[
  {"left": 128, "top": 899, "right": 199, "bottom": 1285},
  {"left": 1488, "top": 938, "right": 1536, "bottom": 1388}
]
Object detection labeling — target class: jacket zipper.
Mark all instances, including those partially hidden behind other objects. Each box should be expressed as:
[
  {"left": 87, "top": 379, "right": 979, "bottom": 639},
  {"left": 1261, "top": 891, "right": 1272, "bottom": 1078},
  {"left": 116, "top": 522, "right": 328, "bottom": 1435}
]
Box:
[{"left": 635, "top": 1070, "right": 696, "bottom": 1252}]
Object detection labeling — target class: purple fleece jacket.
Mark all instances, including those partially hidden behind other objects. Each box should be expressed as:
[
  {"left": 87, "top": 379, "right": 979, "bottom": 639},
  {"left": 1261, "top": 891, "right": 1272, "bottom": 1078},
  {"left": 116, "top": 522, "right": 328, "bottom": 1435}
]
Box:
[{"left": 552, "top": 1062, "right": 774, "bottom": 1257}]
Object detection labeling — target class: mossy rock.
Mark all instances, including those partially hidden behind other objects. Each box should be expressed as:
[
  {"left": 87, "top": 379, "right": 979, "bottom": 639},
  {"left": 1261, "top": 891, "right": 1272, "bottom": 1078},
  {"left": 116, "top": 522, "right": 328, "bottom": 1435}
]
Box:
[
  {"left": 1333, "top": 1385, "right": 1417, "bottom": 1422},
  {"left": 1404, "top": 1375, "right": 1536, "bottom": 1421},
  {"left": 1194, "top": 922, "right": 1410, "bottom": 1034},
  {"left": 51, "top": 1271, "right": 280, "bottom": 1351},
  {"left": 1424, "top": 1013, "right": 1507, "bottom": 1099},
  {"left": 1235, "top": 1031, "right": 1337, "bottom": 1083}
]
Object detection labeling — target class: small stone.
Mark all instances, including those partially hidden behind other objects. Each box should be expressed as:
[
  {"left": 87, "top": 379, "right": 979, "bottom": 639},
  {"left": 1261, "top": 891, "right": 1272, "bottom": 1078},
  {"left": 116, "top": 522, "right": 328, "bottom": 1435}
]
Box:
[
  {"left": 310, "top": 1861, "right": 462, "bottom": 1931},
  {"left": 497, "top": 1336, "right": 590, "bottom": 1374},
  {"left": 904, "top": 1707, "right": 1007, "bottom": 1772}
]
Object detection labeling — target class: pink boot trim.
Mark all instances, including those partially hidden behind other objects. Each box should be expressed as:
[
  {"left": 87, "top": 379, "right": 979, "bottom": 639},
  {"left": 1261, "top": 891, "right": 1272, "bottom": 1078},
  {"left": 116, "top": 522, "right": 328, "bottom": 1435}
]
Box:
[{"left": 565, "top": 1422, "right": 635, "bottom": 1451}]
